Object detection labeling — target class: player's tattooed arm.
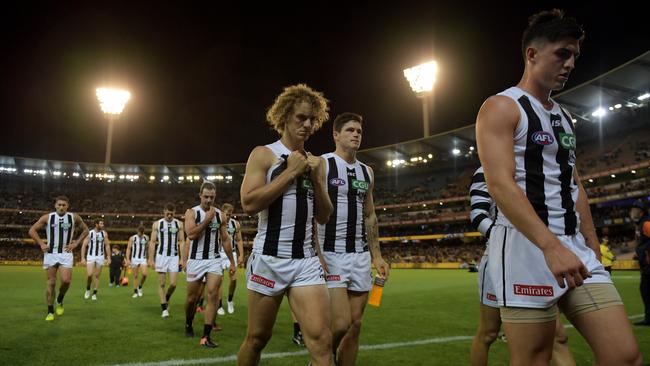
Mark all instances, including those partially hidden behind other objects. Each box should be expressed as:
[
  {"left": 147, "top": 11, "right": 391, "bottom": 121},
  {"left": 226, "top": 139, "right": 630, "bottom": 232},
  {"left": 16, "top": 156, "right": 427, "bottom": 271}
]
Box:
[
  {"left": 29, "top": 214, "right": 49, "bottom": 252},
  {"left": 70, "top": 214, "right": 89, "bottom": 251},
  {"left": 364, "top": 167, "right": 390, "bottom": 279}
]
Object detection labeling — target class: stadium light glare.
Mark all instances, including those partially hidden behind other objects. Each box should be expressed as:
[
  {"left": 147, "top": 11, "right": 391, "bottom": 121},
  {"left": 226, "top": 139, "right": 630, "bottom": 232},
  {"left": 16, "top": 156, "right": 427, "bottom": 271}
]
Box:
[
  {"left": 469, "top": 146, "right": 475, "bottom": 151},
  {"left": 614, "top": 104, "right": 622, "bottom": 109},
  {"left": 638, "top": 93, "right": 650, "bottom": 100},
  {"left": 149, "top": 175, "right": 155, "bottom": 180},
  {"left": 631, "top": 170, "right": 636, "bottom": 174},
  {"left": 439, "top": 202, "right": 443, "bottom": 206},
  {"left": 608, "top": 106, "right": 614, "bottom": 111},
  {"left": 162, "top": 175, "right": 169, "bottom": 181},
  {"left": 52, "top": 171, "right": 62, "bottom": 176},
  {"left": 427, "top": 153, "right": 433, "bottom": 159},
  {"left": 423, "top": 159, "right": 428, "bottom": 163},
  {"left": 178, "top": 176, "right": 184, "bottom": 181},
  {"left": 410, "top": 157, "right": 418, "bottom": 162},
  {"left": 452, "top": 148, "right": 461, "bottom": 156},
  {"left": 96, "top": 87, "right": 131, "bottom": 165},
  {"left": 611, "top": 174, "right": 616, "bottom": 178},
  {"left": 193, "top": 175, "right": 200, "bottom": 180},
  {"left": 571, "top": 118, "right": 577, "bottom": 123},
  {"left": 591, "top": 108, "right": 606, "bottom": 118},
  {"left": 588, "top": 178, "right": 594, "bottom": 183},
  {"left": 226, "top": 175, "right": 233, "bottom": 180},
  {"left": 386, "top": 161, "right": 392, "bottom": 167},
  {"left": 72, "top": 172, "right": 80, "bottom": 177},
  {"left": 404, "top": 60, "right": 438, "bottom": 137}
]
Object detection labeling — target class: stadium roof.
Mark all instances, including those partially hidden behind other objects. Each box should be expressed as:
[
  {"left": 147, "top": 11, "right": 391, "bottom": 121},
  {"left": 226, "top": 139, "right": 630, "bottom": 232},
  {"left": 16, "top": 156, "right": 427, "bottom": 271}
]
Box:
[
  {"left": 554, "top": 50, "right": 650, "bottom": 122},
  {"left": 1, "top": 51, "right": 647, "bottom": 180}
]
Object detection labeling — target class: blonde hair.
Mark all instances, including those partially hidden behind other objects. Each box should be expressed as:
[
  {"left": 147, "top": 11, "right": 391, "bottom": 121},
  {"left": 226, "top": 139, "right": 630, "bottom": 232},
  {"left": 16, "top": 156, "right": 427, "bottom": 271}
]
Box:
[
  {"left": 221, "top": 203, "right": 234, "bottom": 213},
  {"left": 266, "top": 84, "right": 329, "bottom": 135}
]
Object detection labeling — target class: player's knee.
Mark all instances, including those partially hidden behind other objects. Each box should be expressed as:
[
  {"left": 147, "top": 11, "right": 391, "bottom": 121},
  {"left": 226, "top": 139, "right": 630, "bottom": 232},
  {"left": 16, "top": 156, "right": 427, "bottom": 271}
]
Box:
[
  {"left": 480, "top": 329, "right": 499, "bottom": 346},
  {"left": 611, "top": 347, "right": 642, "bottom": 366},
  {"left": 47, "top": 278, "right": 56, "bottom": 287},
  {"left": 246, "top": 330, "right": 272, "bottom": 352},
  {"left": 553, "top": 331, "right": 568, "bottom": 345},
  {"left": 348, "top": 318, "right": 363, "bottom": 336},
  {"left": 305, "top": 328, "right": 332, "bottom": 353},
  {"left": 61, "top": 278, "right": 71, "bottom": 286}
]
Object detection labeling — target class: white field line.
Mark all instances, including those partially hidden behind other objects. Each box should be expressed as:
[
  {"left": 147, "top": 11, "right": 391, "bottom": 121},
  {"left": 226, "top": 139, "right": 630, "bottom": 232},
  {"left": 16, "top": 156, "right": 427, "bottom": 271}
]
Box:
[{"left": 106, "top": 315, "right": 644, "bottom": 366}]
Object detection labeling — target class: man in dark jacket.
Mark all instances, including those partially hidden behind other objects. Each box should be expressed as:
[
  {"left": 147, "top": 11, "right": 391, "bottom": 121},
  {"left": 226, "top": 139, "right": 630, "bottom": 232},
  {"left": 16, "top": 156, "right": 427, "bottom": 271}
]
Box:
[
  {"left": 631, "top": 199, "right": 650, "bottom": 326},
  {"left": 109, "top": 246, "right": 125, "bottom": 287}
]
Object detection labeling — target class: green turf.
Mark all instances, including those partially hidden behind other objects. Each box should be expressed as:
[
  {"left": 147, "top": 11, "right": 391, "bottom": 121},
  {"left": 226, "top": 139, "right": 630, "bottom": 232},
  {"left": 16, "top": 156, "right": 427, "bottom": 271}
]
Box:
[{"left": 0, "top": 266, "right": 647, "bottom": 365}]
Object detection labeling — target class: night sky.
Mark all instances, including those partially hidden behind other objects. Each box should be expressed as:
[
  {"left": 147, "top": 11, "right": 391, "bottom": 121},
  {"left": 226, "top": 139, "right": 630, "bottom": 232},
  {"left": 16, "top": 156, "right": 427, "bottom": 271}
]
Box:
[{"left": 1, "top": 2, "right": 647, "bottom": 165}]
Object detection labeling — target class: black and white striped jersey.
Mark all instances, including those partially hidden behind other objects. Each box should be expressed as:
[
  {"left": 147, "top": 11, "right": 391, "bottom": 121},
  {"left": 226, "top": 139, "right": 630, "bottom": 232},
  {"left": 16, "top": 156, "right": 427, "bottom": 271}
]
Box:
[
  {"left": 252, "top": 140, "right": 317, "bottom": 259},
  {"left": 317, "top": 152, "right": 372, "bottom": 253},
  {"left": 469, "top": 167, "right": 496, "bottom": 237},
  {"left": 87, "top": 229, "right": 106, "bottom": 257},
  {"left": 189, "top": 205, "right": 222, "bottom": 260},
  {"left": 495, "top": 86, "right": 579, "bottom": 235},
  {"left": 219, "top": 218, "right": 238, "bottom": 256},
  {"left": 155, "top": 218, "right": 181, "bottom": 257},
  {"left": 46, "top": 212, "right": 75, "bottom": 254},
  {"left": 129, "top": 234, "right": 149, "bottom": 260}
]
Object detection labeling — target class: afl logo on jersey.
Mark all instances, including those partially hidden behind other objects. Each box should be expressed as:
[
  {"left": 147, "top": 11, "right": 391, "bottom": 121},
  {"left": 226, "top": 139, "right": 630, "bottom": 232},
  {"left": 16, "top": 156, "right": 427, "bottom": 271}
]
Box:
[
  {"left": 531, "top": 131, "right": 554, "bottom": 145},
  {"left": 329, "top": 178, "right": 346, "bottom": 187}
]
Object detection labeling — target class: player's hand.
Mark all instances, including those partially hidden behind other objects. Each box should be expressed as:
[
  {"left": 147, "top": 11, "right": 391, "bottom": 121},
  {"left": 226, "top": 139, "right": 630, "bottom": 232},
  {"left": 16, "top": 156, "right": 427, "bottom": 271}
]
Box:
[
  {"left": 286, "top": 151, "right": 309, "bottom": 177},
  {"left": 125, "top": 260, "right": 131, "bottom": 267},
  {"left": 180, "top": 259, "right": 187, "bottom": 271},
  {"left": 106, "top": 259, "right": 111, "bottom": 266},
  {"left": 229, "top": 261, "right": 236, "bottom": 276},
  {"left": 237, "top": 255, "right": 244, "bottom": 267},
  {"left": 373, "top": 257, "right": 391, "bottom": 281},
  {"left": 67, "top": 243, "right": 78, "bottom": 252},
  {"left": 306, "top": 153, "right": 323, "bottom": 181},
  {"left": 80, "top": 259, "right": 86, "bottom": 266},
  {"left": 542, "top": 243, "right": 591, "bottom": 289},
  {"left": 147, "top": 260, "right": 154, "bottom": 268},
  {"left": 40, "top": 243, "right": 49, "bottom": 253},
  {"left": 205, "top": 207, "right": 217, "bottom": 222}
]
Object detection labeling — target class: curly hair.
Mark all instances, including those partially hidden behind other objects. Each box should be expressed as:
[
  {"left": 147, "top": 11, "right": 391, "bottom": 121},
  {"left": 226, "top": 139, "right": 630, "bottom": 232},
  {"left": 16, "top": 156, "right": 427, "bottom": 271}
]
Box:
[{"left": 266, "top": 84, "right": 329, "bottom": 135}]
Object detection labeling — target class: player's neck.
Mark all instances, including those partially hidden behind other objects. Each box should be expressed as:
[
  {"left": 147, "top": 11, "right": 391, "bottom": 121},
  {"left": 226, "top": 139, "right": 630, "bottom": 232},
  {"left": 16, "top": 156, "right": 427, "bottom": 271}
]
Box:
[
  {"left": 200, "top": 204, "right": 211, "bottom": 211},
  {"left": 280, "top": 135, "right": 305, "bottom": 153},
  {"left": 517, "top": 76, "right": 553, "bottom": 109},
  {"left": 334, "top": 147, "right": 357, "bottom": 164}
]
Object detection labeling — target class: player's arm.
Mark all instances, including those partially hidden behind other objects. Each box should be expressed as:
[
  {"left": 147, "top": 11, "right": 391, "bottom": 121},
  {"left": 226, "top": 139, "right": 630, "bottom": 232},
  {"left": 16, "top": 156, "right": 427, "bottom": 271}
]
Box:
[
  {"left": 363, "top": 167, "right": 389, "bottom": 280},
  {"left": 69, "top": 214, "right": 89, "bottom": 252},
  {"left": 476, "top": 95, "right": 589, "bottom": 289},
  {"left": 235, "top": 221, "right": 244, "bottom": 266},
  {"left": 28, "top": 214, "right": 49, "bottom": 252},
  {"left": 125, "top": 237, "right": 132, "bottom": 266},
  {"left": 181, "top": 211, "right": 196, "bottom": 266},
  {"left": 573, "top": 169, "right": 600, "bottom": 261},
  {"left": 469, "top": 175, "right": 495, "bottom": 237},
  {"left": 241, "top": 146, "right": 307, "bottom": 215},
  {"left": 148, "top": 222, "right": 158, "bottom": 265},
  {"left": 80, "top": 235, "right": 89, "bottom": 265},
  {"left": 219, "top": 212, "right": 236, "bottom": 275},
  {"left": 104, "top": 231, "right": 111, "bottom": 265},
  {"left": 308, "top": 154, "right": 334, "bottom": 224},
  {"left": 312, "top": 223, "right": 329, "bottom": 273},
  {"left": 185, "top": 207, "right": 215, "bottom": 240}
]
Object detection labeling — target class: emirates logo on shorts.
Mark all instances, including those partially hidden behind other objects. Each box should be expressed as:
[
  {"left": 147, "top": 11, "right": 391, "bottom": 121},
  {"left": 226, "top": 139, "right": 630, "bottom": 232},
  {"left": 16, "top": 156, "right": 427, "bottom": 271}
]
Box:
[
  {"left": 513, "top": 284, "right": 554, "bottom": 297},
  {"left": 251, "top": 274, "right": 275, "bottom": 288},
  {"left": 486, "top": 293, "right": 497, "bottom": 301},
  {"left": 326, "top": 275, "right": 341, "bottom": 281}
]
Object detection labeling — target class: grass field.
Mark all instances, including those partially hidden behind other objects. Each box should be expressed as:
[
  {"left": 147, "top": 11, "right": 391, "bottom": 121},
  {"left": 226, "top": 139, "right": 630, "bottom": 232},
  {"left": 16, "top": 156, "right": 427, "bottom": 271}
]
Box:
[{"left": 0, "top": 266, "right": 647, "bottom": 366}]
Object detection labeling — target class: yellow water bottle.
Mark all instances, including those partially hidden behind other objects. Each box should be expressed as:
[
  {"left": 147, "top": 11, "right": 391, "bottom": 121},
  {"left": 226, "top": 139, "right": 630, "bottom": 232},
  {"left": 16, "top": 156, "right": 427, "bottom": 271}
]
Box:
[{"left": 367, "top": 275, "right": 385, "bottom": 307}]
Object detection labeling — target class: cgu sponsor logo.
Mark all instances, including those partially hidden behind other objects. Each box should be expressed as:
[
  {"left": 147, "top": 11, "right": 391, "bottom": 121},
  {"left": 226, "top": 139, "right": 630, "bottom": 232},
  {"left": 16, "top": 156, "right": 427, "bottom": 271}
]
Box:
[
  {"left": 513, "top": 284, "right": 554, "bottom": 297},
  {"left": 326, "top": 274, "right": 341, "bottom": 281},
  {"left": 329, "top": 178, "right": 346, "bottom": 187},
  {"left": 486, "top": 293, "right": 497, "bottom": 301},
  {"left": 559, "top": 132, "right": 576, "bottom": 150},
  {"left": 531, "top": 131, "right": 555, "bottom": 145},
  {"left": 351, "top": 179, "right": 369, "bottom": 192},
  {"left": 251, "top": 274, "right": 275, "bottom": 288}
]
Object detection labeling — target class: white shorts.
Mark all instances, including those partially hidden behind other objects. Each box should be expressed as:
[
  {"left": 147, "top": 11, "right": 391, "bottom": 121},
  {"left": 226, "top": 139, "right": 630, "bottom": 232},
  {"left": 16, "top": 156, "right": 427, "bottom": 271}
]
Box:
[
  {"left": 246, "top": 253, "right": 325, "bottom": 296},
  {"left": 477, "top": 249, "right": 498, "bottom": 308},
  {"left": 86, "top": 255, "right": 105, "bottom": 266},
  {"left": 186, "top": 258, "right": 222, "bottom": 282},
  {"left": 155, "top": 255, "right": 179, "bottom": 273},
  {"left": 487, "top": 225, "right": 611, "bottom": 309},
  {"left": 323, "top": 251, "right": 372, "bottom": 292},
  {"left": 130, "top": 258, "right": 147, "bottom": 268},
  {"left": 220, "top": 253, "right": 237, "bottom": 271},
  {"left": 43, "top": 253, "right": 73, "bottom": 269}
]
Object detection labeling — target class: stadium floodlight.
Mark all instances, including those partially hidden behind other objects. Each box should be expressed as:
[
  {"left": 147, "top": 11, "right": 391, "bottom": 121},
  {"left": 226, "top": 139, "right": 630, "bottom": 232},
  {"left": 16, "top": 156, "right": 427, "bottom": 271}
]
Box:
[
  {"left": 427, "top": 153, "right": 433, "bottom": 159},
  {"left": 608, "top": 106, "right": 614, "bottom": 111},
  {"left": 591, "top": 108, "right": 606, "bottom": 118},
  {"left": 614, "top": 104, "right": 622, "bottom": 109},
  {"left": 588, "top": 178, "right": 594, "bottom": 183},
  {"left": 631, "top": 170, "right": 637, "bottom": 174},
  {"left": 452, "top": 148, "right": 461, "bottom": 156},
  {"left": 638, "top": 93, "right": 650, "bottom": 101},
  {"left": 404, "top": 60, "right": 438, "bottom": 137},
  {"left": 611, "top": 174, "right": 616, "bottom": 178},
  {"left": 96, "top": 87, "right": 131, "bottom": 165}
]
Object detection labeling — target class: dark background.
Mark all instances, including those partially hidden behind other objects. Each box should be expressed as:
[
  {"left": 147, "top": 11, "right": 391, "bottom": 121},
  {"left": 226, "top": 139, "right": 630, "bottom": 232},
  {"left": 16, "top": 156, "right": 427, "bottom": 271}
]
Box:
[{"left": 1, "top": 2, "right": 647, "bottom": 164}]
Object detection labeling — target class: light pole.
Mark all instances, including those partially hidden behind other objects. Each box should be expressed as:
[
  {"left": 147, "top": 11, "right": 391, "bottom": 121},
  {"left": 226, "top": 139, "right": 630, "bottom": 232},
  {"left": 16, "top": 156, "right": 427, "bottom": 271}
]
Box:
[
  {"left": 403, "top": 60, "right": 438, "bottom": 138},
  {"left": 96, "top": 88, "right": 131, "bottom": 165}
]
